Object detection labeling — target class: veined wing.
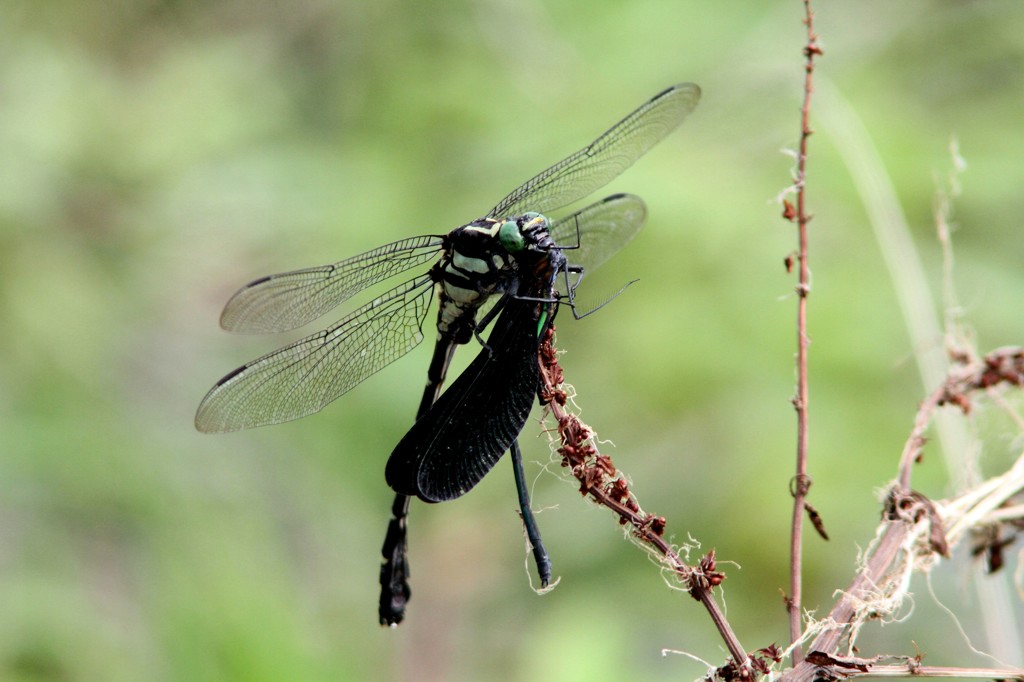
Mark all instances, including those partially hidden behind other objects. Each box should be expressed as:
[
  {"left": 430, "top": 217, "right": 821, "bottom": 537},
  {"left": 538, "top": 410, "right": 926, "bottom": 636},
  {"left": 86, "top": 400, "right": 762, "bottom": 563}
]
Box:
[
  {"left": 386, "top": 296, "right": 542, "bottom": 502},
  {"left": 220, "top": 235, "right": 445, "bottom": 334},
  {"left": 548, "top": 193, "right": 647, "bottom": 275},
  {"left": 486, "top": 83, "right": 700, "bottom": 220},
  {"left": 196, "top": 274, "right": 435, "bottom": 433}
]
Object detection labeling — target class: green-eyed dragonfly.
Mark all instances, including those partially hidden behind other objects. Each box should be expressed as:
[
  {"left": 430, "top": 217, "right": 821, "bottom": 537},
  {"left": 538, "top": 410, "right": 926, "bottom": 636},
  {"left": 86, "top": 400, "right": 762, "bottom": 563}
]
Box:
[{"left": 195, "top": 82, "right": 701, "bottom": 625}]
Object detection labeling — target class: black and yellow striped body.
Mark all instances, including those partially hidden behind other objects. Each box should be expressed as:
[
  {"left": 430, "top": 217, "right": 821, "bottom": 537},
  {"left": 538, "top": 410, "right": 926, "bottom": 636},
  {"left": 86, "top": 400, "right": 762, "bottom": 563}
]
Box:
[{"left": 431, "top": 213, "right": 555, "bottom": 346}]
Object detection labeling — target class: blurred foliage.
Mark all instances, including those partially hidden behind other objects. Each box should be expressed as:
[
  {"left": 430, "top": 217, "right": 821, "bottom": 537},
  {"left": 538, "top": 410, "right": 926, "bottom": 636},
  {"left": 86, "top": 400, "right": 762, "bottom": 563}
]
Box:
[{"left": 1, "top": 0, "right": 1023, "bottom": 680}]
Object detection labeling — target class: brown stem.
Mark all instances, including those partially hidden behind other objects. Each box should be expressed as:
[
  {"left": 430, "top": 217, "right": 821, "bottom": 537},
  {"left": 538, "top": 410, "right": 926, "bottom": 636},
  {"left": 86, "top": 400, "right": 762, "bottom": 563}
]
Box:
[
  {"left": 779, "top": 346, "right": 1024, "bottom": 681},
  {"left": 899, "top": 346, "right": 1024, "bottom": 491},
  {"left": 537, "top": 328, "right": 751, "bottom": 675},
  {"left": 787, "top": 0, "right": 823, "bottom": 661}
]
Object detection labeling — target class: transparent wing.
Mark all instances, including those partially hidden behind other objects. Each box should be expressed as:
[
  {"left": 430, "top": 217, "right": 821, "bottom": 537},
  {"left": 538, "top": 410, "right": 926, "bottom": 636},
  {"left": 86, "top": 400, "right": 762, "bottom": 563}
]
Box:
[
  {"left": 486, "top": 83, "right": 700, "bottom": 219},
  {"left": 196, "top": 274, "right": 435, "bottom": 432},
  {"left": 548, "top": 193, "right": 647, "bottom": 276},
  {"left": 220, "top": 235, "right": 445, "bottom": 333}
]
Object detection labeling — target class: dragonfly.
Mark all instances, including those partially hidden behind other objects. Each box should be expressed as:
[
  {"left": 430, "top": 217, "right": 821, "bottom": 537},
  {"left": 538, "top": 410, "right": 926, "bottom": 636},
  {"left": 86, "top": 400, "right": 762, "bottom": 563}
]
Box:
[
  {"left": 385, "top": 222, "right": 569, "bottom": 587},
  {"left": 195, "top": 82, "right": 701, "bottom": 625}
]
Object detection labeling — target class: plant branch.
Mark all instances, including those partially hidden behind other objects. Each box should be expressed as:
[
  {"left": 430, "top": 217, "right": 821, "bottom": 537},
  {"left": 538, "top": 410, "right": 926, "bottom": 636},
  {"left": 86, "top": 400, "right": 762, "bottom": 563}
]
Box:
[
  {"left": 778, "top": 346, "right": 1024, "bottom": 682},
  {"left": 536, "top": 327, "right": 753, "bottom": 677},
  {"left": 898, "top": 347, "right": 1024, "bottom": 491},
  {"left": 784, "top": 0, "right": 824, "bottom": 662}
]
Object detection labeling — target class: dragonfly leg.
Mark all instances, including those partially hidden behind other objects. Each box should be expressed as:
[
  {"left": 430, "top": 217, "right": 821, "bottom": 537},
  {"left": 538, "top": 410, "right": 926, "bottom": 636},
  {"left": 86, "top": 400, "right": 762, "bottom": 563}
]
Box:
[
  {"left": 563, "top": 264, "right": 585, "bottom": 301},
  {"left": 510, "top": 439, "right": 551, "bottom": 586},
  {"left": 378, "top": 493, "right": 412, "bottom": 626},
  {"left": 471, "top": 291, "right": 513, "bottom": 350}
]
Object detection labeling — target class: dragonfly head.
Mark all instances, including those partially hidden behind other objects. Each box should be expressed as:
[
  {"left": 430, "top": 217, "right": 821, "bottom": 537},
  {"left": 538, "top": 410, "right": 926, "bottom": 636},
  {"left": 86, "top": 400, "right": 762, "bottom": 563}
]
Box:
[{"left": 500, "top": 212, "right": 551, "bottom": 254}]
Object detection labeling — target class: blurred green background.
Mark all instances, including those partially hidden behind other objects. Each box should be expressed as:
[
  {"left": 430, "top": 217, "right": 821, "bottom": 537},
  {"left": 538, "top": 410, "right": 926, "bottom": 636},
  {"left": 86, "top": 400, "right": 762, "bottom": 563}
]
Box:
[{"left": 2, "top": 1, "right": 1023, "bottom": 680}]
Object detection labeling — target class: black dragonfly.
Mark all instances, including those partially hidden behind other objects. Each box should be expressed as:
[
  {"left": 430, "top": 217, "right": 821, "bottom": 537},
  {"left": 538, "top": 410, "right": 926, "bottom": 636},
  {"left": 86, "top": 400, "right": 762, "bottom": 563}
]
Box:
[{"left": 195, "top": 82, "right": 701, "bottom": 625}]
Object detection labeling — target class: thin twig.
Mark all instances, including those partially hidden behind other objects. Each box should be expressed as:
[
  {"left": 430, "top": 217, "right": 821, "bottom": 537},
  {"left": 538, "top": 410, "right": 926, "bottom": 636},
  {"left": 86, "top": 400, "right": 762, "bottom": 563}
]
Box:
[
  {"left": 536, "top": 327, "right": 753, "bottom": 677},
  {"left": 785, "top": 0, "right": 823, "bottom": 662},
  {"left": 860, "top": 664, "right": 1024, "bottom": 680},
  {"left": 899, "top": 347, "right": 1024, "bottom": 491}
]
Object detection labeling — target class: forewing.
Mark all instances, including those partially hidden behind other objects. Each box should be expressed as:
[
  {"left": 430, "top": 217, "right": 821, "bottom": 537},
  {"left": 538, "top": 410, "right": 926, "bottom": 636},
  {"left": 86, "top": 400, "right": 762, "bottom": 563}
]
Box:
[
  {"left": 196, "top": 274, "right": 435, "bottom": 432},
  {"left": 487, "top": 83, "right": 700, "bottom": 219},
  {"left": 220, "top": 235, "right": 444, "bottom": 333},
  {"left": 385, "top": 298, "right": 541, "bottom": 502}
]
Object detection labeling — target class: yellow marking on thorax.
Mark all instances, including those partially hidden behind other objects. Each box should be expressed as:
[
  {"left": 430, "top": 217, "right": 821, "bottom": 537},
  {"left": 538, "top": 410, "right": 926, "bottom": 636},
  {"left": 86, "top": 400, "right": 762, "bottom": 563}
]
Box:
[{"left": 461, "top": 221, "right": 501, "bottom": 238}]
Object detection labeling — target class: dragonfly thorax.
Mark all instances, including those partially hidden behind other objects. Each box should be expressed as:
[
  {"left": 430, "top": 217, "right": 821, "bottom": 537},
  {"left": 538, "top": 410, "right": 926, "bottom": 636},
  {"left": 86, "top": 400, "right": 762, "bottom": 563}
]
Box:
[{"left": 434, "top": 213, "right": 555, "bottom": 344}]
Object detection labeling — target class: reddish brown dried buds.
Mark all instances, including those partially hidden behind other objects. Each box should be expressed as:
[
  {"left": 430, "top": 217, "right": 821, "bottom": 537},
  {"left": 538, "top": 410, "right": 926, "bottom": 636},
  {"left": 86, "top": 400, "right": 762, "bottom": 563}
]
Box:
[
  {"left": 757, "top": 643, "right": 782, "bottom": 664},
  {"left": 595, "top": 454, "right": 616, "bottom": 476},
  {"left": 698, "top": 550, "right": 726, "bottom": 587},
  {"left": 609, "top": 477, "right": 630, "bottom": 503},
  {"left": 647, "top": 515, "right": 666, "bottom": 536}
]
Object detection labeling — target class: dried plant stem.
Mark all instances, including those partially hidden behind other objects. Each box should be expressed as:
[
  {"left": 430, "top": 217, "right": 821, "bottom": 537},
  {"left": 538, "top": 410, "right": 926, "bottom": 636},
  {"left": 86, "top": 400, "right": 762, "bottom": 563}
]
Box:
[
  {"left": 536, "top": 328, "right": 752, "bottom": 673},
  {"left": 898, "top": 347, "right": 1024, "bottom": 491},
  {"left": 779, "top": 346, "right": 1024, "bottom": 682},
  {"left": 787, "top": 0, "right": 823, "bottom": 661}
]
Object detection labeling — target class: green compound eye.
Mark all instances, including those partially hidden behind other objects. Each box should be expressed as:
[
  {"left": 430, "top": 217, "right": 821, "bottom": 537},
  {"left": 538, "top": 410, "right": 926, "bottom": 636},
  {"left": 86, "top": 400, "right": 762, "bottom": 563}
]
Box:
[{"left": 499, "top": 220, "right": 524, "bottom": 252}]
